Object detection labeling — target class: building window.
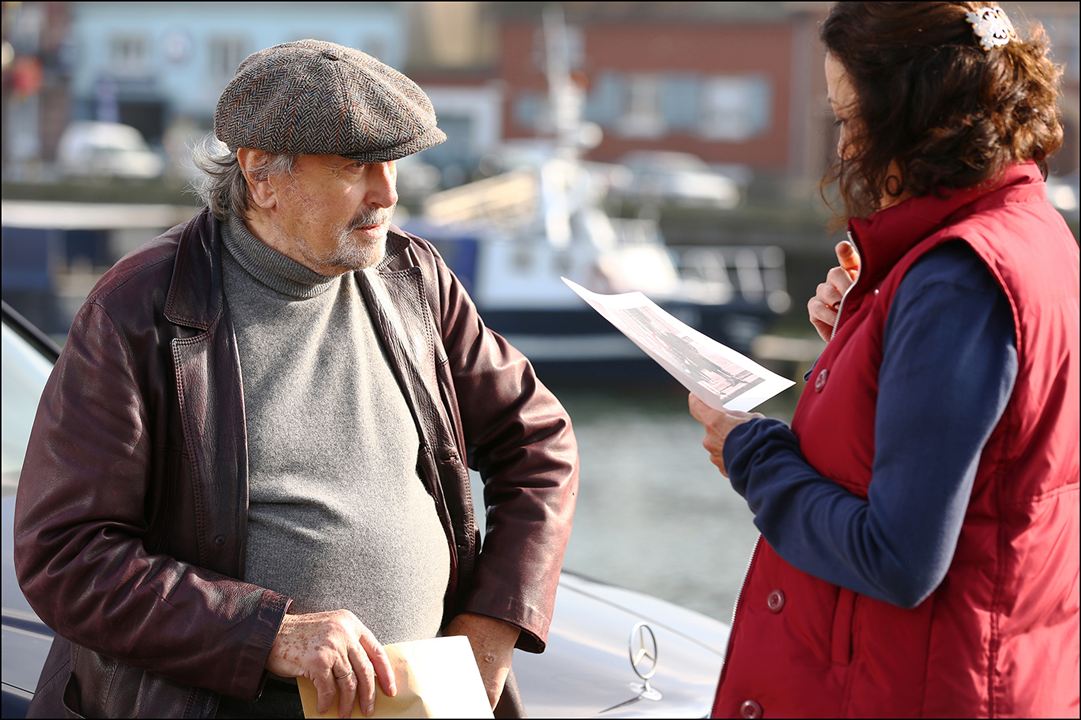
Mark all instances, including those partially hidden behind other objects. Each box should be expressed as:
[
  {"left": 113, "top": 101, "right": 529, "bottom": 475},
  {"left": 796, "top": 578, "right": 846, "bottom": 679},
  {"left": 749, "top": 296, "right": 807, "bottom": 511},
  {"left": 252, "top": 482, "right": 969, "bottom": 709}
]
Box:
[
  {"left": 109, "top": 35, "right": 148, "bottom": 75},
  {"left": 616, "top": 74, "right": 664, "bottom": 138},
  {"left": 699, "top": 76, "right": 772, "bottom": 142},
  {"left": 209, "top": 36, "right": 249, "bottom": 81}
]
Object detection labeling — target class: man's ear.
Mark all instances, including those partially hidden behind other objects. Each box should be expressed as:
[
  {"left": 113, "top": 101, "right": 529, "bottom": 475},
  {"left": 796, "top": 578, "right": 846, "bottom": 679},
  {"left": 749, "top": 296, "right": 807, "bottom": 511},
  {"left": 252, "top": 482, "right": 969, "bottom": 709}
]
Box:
[{"left": 236, "top": 147, "right": 277, "bottom": 210}]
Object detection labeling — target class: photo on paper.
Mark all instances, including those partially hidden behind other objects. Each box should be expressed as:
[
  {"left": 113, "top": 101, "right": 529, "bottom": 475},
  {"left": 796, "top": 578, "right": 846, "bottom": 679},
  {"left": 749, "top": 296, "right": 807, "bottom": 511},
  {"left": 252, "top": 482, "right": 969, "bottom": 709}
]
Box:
[{"left": 562, "top": 278, "right": 794, "bottom": 412}]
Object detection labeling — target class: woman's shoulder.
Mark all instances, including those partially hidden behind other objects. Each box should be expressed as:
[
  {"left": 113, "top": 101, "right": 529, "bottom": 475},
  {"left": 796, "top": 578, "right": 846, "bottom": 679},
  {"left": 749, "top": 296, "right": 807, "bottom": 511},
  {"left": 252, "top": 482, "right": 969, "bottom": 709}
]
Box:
[{"left": 901, "top": 240, "right": 1001, "bottom": 296}]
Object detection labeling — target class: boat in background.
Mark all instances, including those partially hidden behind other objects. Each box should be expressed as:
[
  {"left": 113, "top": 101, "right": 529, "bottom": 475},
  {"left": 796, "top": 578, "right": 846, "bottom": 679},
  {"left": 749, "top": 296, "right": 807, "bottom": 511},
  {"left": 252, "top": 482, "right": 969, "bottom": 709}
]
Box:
[
  {"left": 403, "top": 6, "right": 788, "bottom": 382},
  {"left": 1, "top": 7, "right": 789, "bottom": 383},
  {"left": 403, "top": 161, "right": 789, "bottom": 381}
]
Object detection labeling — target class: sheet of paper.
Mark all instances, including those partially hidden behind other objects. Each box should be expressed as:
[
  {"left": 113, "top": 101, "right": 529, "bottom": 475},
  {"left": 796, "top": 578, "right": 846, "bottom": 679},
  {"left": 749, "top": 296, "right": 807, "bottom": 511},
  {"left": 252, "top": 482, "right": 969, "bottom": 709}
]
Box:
[
  {"left": 298, "top": 635, "right": 493, "bottom": 719},
  {"left": 562, "top": 277, "right": 795, "bottom": 412}
]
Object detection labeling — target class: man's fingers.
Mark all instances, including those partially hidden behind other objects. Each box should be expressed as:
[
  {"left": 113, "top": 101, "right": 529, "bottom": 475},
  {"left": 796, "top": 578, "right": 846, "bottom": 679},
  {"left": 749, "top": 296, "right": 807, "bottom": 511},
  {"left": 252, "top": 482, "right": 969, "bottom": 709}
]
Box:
[
  {"left": 356, "top": 634, "right": 396, "bottom": 697},
  {"left": 334, "top": 666, "right": 358, "bottom": 719},
  {"left": 312, "top": 670, "right": 338, "bottom": 716},
  {"left": 346, "top": 645, "right": 377, "bottom": 716},
  {"left": 835, "top": 240, "right": 860, "bottom": 279}
]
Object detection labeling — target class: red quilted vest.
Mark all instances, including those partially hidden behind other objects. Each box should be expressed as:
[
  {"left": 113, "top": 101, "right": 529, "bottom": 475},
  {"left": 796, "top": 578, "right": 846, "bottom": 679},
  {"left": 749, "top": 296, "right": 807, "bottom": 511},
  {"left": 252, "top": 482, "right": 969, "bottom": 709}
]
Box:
[{"left": 712, "top": 163, "right": 1080, "bottom": 718}]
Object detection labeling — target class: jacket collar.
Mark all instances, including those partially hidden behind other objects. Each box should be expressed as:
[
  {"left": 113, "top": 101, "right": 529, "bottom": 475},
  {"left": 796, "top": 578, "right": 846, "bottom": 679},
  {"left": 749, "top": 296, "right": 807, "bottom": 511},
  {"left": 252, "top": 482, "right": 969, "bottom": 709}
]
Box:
[
  {"left": 375, "top": 225, "right": 412, "bottom": 271},
  {"left": 846, "top": 162, "right": 1046, "bottom": 290},
  {"left": 164, "top": 208, "right": 223, "bottom": 332},
  {"left": 163, "top": 210, "right": 414, "bottom": 331}
]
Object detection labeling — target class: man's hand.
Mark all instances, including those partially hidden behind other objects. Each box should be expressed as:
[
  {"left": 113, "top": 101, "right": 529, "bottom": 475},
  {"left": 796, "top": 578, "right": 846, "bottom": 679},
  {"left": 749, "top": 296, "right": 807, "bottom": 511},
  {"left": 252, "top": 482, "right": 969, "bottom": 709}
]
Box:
[
  {"left": 688, "top": 394, "right": 762, "bottom": 477},
  {"left": 266, "top": 610, "right": 397, "bottom": 718},
  {"left": 808, "top": 240, "right": 860, "bottom": 342},
  {"left": 444, "top": 613, "right": 520, "bottom": 710}
]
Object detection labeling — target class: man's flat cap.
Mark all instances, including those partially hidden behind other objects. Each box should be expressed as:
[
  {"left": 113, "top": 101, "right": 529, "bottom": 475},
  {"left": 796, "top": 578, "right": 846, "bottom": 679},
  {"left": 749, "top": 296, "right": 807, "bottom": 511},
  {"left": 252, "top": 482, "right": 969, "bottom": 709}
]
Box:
[{"left": 215, "top": 39, "right": 446, "bottom": 163}]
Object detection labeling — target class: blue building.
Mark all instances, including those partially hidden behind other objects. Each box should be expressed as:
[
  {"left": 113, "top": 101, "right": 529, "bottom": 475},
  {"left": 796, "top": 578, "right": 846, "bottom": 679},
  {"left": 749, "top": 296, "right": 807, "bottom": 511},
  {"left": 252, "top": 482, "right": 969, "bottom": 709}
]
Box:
[{"left": 66, "top": 2, "right": 407, "bottom": 147}]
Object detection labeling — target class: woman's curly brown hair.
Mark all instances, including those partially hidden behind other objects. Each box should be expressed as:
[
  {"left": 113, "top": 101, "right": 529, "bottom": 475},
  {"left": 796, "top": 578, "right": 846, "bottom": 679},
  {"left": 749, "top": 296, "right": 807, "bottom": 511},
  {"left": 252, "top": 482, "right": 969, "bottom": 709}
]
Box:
[{"left": 820, "top": 1, "right": 1064, "bottom": 222}]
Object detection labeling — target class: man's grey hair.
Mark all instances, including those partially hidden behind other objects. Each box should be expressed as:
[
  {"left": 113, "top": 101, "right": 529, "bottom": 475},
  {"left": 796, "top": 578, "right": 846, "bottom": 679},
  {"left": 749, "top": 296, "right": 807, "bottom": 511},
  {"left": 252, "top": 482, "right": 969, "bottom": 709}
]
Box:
[{"left": 190, "top": 134, "right": 296, "bottom": 221}]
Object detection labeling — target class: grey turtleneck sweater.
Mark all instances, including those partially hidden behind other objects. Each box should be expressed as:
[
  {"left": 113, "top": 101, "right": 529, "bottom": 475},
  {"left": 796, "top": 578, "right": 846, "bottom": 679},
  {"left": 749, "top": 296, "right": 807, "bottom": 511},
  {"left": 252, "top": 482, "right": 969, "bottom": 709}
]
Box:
[{"left": 221, "top": 216, "right": 450, "bottom": 645}]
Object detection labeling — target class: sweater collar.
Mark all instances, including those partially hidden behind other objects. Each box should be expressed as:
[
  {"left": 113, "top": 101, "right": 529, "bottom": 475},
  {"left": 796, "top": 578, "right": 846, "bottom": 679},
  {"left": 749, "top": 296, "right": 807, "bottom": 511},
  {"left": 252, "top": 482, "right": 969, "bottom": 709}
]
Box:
[
  {"left": 846, "top": 162, "right": 1046, "bottom": 289},
  {"left": 222, "top": 214, "right": 339, "bottom": 300}
]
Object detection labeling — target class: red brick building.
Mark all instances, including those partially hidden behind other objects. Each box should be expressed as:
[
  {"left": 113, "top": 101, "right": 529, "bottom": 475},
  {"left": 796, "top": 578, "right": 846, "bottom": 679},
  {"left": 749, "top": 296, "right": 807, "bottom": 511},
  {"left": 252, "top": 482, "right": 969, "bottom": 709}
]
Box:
[
  {"left": 494, "top": 2, "right": 834, "bottom": 183},
  {"left": 411, "top": 1, "right": 1077, "bottom": 189}
]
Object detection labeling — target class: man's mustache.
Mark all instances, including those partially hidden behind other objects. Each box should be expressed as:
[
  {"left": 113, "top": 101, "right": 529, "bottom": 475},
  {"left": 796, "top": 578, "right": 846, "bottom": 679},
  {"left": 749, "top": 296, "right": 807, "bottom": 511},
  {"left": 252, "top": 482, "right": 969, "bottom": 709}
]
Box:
[{"left": 347, "top": 207, "right": 394, "bottom": 230}]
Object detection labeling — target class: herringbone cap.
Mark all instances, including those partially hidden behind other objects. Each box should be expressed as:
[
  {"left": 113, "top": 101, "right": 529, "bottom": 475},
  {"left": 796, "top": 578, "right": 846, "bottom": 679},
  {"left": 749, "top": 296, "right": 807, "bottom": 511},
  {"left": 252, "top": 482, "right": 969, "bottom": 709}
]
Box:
[{"left": 215, "top": 39, "right": 446, "bottom": 162}]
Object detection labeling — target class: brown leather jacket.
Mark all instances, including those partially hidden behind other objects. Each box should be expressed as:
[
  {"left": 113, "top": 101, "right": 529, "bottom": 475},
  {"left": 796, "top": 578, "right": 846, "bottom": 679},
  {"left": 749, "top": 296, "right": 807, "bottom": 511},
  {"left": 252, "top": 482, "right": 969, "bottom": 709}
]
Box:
[{"left": 13, "top": 209, "right": 579, "bottom": 718}]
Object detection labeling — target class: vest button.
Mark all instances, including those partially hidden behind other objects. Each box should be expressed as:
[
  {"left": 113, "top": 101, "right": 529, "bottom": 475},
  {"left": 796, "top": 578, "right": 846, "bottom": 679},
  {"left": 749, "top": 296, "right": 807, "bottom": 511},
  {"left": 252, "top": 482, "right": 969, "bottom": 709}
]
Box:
[
  {"left": 767, "top": 589, "right": 785, "bottom": 613},
  {"left": 814, "top": 368, "right": 829, "bottom": 392},
  {"left": 740, "top": 699, "right": 763, "bottom": 718},
  {"left": 213, "top": 535, "right": 225, "bottom": 546}
]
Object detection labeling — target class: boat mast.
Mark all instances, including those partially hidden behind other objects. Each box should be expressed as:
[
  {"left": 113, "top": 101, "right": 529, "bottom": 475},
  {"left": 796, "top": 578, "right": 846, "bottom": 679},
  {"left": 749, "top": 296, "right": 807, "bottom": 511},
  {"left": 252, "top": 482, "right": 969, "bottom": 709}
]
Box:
[{"left": 538, "top": 3, "right": 580, "bottom": 250}]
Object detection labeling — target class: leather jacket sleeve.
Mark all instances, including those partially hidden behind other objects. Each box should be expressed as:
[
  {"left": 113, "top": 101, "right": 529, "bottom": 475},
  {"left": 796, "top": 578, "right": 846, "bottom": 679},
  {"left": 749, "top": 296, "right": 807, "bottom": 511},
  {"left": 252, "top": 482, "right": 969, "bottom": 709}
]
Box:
[
  {"left": 425, "top": 241, "right": 580, "bottom": 652},
  {"left": 13, "top": 299, "right": 289, "bottom": 701}
]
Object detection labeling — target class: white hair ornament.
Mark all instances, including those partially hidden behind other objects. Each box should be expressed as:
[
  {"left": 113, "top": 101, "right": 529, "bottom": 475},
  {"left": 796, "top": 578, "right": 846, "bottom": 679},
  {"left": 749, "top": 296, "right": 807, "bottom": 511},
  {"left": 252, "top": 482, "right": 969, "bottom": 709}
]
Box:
[{"left": 965, "top": 6, "right": 1017, "bottom": 51}]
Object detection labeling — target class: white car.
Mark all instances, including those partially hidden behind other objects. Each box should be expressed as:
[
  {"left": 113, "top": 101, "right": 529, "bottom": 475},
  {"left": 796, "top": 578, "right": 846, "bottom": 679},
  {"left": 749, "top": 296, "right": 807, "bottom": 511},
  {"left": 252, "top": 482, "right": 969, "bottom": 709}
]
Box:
[
  {"left": 56, "top": 121, "right": 165, "bottom": 180},
  {"left": 616, "top": 151, "right": 742, "bottom": 210}
]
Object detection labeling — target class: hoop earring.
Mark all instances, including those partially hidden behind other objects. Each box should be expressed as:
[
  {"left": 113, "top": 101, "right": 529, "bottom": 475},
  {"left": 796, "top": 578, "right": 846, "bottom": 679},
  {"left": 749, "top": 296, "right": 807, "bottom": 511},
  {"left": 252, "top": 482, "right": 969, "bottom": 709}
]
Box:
[{"left": 885, "top": 174, "right": 903, "bottom": 196}]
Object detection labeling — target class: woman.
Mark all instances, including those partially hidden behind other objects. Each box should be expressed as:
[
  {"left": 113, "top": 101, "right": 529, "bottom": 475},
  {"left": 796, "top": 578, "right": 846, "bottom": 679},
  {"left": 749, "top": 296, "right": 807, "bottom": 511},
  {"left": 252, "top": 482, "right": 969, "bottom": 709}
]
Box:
[{"left": 689, "top": 3, "right": 1079, "bottom": 718}]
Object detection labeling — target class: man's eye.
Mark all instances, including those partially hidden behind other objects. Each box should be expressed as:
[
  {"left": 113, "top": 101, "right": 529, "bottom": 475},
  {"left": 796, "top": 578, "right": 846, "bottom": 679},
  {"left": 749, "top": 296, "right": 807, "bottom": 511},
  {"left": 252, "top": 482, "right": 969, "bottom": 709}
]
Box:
[{"left": 833, "top": 118, "right": 845, "bottom": 128}]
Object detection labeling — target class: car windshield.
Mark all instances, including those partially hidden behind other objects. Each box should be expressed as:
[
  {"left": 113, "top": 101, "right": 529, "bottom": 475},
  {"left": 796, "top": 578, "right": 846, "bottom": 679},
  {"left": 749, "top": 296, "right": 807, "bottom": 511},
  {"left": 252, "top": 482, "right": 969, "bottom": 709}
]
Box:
[{"left": 1, "top": 321, "right": 52, "bottom": 495}]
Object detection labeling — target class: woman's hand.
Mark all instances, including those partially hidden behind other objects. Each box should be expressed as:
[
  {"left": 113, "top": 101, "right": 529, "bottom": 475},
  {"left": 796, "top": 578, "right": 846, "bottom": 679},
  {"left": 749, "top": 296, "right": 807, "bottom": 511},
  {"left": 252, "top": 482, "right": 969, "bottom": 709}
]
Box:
[
  {"left": 688, "top": 394, "right": 762, "bottom": 477},
  {"left": 808, "top": 240, "right": 860, "bottom": 341}
]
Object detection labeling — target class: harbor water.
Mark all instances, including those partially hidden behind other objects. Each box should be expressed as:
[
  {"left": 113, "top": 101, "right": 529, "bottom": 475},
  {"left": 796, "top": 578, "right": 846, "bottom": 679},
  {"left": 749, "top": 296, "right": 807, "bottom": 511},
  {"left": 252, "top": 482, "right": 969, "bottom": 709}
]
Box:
[{"left": 474, "top": 375, "right": 806, "bottom": 625}]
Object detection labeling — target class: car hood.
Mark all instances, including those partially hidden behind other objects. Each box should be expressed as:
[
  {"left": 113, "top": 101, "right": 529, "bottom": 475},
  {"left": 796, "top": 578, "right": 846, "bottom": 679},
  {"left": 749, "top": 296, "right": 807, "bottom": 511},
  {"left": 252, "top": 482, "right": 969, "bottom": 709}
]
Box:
[{"left": 514, "top": 571, "right": 727, "bottom": 717}]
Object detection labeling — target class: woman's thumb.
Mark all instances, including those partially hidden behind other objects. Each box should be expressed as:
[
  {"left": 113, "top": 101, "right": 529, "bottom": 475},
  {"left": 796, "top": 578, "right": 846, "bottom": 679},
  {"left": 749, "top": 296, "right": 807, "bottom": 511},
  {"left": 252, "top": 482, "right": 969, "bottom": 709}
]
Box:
[{"left": 835, "top": 240, "right": 860, "bottom": 279}]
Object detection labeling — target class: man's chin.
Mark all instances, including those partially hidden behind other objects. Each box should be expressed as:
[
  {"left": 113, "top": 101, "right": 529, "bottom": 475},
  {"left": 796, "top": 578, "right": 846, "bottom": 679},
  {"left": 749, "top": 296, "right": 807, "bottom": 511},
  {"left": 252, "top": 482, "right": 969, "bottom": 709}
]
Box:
[{"left": 331, "top": 235, "right": 386, "bottom": 271}]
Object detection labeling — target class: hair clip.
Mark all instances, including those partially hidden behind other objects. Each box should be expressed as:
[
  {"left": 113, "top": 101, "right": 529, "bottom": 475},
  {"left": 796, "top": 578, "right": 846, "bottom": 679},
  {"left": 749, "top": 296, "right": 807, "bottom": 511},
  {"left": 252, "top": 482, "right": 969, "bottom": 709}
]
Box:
[{"left": 965, "top": 6, "right": 1017, "bottom": 51}]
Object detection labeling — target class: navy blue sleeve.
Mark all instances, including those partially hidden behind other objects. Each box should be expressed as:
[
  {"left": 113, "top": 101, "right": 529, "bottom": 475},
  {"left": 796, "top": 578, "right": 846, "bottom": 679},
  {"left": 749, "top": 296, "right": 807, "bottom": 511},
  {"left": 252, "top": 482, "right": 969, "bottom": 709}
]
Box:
[{"left": 722, "top": 242, "right": 1017, "bottom": 608}]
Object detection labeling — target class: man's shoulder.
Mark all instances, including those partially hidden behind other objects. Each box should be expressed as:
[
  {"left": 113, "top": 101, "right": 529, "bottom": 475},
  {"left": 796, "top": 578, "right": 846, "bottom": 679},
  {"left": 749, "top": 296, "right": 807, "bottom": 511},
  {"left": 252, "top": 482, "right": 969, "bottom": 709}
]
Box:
[{"left": 84, "top": 215, "right": 197, "bottom": 313}]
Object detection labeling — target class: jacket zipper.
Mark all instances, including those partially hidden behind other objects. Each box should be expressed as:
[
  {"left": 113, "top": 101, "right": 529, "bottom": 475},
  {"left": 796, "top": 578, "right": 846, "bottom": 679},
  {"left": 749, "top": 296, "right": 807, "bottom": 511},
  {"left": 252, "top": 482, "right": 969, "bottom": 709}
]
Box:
[
  {"left": 717, "top": 534, "right": 762, "bottom": 688},
  {"left": 716, "top": 232, "right": 862, "bottom": 706},
  {"left": 717, "top": 230, "right": 861, "bottom": 692},
  {"left": 830, "top": 231, "right": 862, "bottom": 342}
]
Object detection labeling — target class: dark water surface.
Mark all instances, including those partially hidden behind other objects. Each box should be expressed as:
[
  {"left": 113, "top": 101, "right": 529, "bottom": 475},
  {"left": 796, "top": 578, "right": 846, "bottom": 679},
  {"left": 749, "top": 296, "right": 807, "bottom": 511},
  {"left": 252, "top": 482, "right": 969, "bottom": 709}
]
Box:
[{"left": 475, "top": 377, "right": 802, "bottom": 625}]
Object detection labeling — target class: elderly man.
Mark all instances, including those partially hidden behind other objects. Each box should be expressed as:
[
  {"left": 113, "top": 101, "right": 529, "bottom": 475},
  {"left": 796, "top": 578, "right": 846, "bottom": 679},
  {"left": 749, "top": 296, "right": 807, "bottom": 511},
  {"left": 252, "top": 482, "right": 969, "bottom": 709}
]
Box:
[{"left": 14, "top": 40, "right": 578, "bottom": 719}]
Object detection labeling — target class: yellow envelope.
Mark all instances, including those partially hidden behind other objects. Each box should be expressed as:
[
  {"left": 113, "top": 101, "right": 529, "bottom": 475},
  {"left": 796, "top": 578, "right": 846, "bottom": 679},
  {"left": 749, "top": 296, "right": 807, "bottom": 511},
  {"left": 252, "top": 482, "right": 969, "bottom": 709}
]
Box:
[{"left": 297, "top": 635, "right": 494, "bottom": 719}]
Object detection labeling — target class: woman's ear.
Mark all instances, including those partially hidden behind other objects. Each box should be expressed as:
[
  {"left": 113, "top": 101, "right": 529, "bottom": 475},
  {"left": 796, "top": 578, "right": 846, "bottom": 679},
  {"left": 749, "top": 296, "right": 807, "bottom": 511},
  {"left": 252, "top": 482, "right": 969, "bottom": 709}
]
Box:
[{"left": 236, "top": 147, "right": 277, "bottom": 210}]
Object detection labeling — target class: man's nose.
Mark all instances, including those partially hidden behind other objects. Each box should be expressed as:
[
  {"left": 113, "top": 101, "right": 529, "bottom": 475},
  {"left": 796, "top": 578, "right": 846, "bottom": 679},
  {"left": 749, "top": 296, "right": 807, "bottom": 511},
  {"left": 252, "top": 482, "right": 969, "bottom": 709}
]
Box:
[{"left": 366, "top": 161, "right": 398, "bottom": 209}]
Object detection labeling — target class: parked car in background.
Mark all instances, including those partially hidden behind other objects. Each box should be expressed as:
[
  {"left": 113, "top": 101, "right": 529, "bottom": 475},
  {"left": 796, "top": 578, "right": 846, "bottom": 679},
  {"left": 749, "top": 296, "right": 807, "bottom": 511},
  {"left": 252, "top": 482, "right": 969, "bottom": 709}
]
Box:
[
  {"left": 56, "top": 121, "right": 165, "bottom": 180},
  {"left": 614, "top": 151, "right": 742, "bottom": 210},
  {"left": 0, "top": 300, "right": 729, "bottom": 717}
]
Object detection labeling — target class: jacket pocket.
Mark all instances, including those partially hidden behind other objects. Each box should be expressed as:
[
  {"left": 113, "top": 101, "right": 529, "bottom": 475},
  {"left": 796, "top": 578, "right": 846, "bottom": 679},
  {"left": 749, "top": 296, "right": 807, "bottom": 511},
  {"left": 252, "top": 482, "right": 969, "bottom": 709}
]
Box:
[
  {"left": 60, "top": 673, "right": 86, "bottom": 718},
  {"left": 830, "top": 588, "right": 856, "bottom": 665}
]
